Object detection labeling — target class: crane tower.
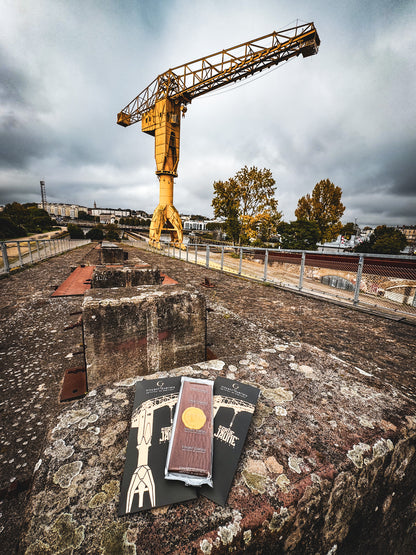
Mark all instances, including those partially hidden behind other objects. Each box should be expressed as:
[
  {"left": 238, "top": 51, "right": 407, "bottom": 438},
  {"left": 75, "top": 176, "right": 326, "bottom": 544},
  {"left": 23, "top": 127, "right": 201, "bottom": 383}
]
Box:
[{"left": 117, "top": 22, "right": 320, "bottom": 249}]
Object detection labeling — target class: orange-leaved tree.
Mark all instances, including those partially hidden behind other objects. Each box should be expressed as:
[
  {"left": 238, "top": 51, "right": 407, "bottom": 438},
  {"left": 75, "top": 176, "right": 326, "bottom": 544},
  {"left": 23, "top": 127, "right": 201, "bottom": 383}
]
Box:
[{"left": 295, "top": 179, "right": 345, "bottom": 242}]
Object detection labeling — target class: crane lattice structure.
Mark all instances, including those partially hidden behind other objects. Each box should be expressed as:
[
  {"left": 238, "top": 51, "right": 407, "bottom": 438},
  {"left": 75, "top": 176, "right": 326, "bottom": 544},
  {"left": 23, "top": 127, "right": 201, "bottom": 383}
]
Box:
[{"left": 117, "top": 22, "right": 320, "bottom": 248}]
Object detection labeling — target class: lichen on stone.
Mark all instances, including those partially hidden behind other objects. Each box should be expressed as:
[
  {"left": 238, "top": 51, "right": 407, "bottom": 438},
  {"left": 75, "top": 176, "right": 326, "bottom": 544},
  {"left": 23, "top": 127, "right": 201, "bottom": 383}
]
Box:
[
  {"left": 217, "top": 511, "right": 242, "bottom": 545},
  {"left": 25, "top": 539, "right": 52, "bottom": 554},
  {"left": 200, "top": 538, "right": 212, "bottom": 554},
  {"left": 276, "top": 474, "right": 291, "bottom": 493},
  {"left": 346, "top": 443, "right": 371, "bottom": 469},
  {"left": 252, "top": 402, "right": 273, "bottom": 428},
  {"left": 45, "top": 439, "right": 74, "bottom": 461},
  {"left": 89, "top": 491, "right": 108, "bottom": 508},
  {"left": 274, "top": 406, "right": 287, "bottom": 417},
  {"left": 261, "top": 387, "right": 294, "bottom": 404},
  {"left": 243, "top": 529, "right": 252, "bottom": 544},
  {"left": 53, "top": 461, "right": 83, "bottom": 488},
  {"left": 100, "top": 521, "right": 136, "bottom": 554},
  {"left": 242, "top": 470, "right": 267, "bottom": 494},
  {"left": 288, "top": 456, "right": 303, "bottom": 474},
  {"left": 100, "top": 420, "right": 128, "bottom": 447},
  {"left": 45, "top": 513, "right": 85, "bottom": 553},
  {"left": 269, "top": 507, "right": 290, "bottom": 532},
  {"left": 265, "top": 456, "right": 283, "bottom": 474}
]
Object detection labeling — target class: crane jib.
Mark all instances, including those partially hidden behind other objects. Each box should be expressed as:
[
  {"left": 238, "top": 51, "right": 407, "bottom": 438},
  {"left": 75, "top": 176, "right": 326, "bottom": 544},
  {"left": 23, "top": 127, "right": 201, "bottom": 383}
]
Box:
[{"left": 117, "top": 23, "right": 320, "bottom": 126}]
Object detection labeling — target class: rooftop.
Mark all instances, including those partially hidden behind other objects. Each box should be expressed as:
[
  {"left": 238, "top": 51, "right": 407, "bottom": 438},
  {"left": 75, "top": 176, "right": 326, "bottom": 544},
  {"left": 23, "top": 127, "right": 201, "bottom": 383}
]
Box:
[{"left": 1, "top": 243, "right": 415, "bottom": 553}]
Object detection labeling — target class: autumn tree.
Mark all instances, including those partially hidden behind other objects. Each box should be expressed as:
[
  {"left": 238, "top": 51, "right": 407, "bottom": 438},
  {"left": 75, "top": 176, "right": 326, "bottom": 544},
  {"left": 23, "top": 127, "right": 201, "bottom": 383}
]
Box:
[
  {"left": 295, "top": 179, "right": 345, "bottom": 242},
  {"left": 212, "top": 166, "right": 281, "bottom": 244}
]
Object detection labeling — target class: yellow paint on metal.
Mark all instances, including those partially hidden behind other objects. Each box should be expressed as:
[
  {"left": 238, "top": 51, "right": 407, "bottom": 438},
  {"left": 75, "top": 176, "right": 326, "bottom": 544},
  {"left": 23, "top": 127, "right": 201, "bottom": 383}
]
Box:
[{"left": 145, "top": 98, "right": 184, "bottom": 249}]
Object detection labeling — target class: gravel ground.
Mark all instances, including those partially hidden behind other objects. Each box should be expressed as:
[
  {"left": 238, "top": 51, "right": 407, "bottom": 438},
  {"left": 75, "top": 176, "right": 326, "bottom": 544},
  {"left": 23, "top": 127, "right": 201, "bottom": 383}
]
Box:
[{"left": 0, "top": 241, "right": 415, "bottom": 554}]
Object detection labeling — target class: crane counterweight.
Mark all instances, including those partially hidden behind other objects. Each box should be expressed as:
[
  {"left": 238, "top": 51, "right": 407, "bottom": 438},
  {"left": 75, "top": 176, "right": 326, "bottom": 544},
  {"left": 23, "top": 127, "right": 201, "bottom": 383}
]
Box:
[{"left": 117, "top": 22, "right": 320, "bottom": 249}]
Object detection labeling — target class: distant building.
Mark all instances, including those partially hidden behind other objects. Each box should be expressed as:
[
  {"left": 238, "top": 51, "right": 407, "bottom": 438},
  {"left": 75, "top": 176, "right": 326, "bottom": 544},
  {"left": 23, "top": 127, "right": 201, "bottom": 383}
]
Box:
[
  {"left": 401, "top": 226, "right": 416, "bottom": 246},
  {"left": 183, "top": 220, "right": 207, "bottom": 231},
  {"left": 39, "top": 202, "right": 88, "bottom": 219}
]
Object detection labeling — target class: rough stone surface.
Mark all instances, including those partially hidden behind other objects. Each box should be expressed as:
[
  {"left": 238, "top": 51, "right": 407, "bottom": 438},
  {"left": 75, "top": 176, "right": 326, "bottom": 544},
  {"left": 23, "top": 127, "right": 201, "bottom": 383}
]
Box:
[
  {"left": 91, "top": 265, "right": 161, "bottom": 289},
  {"left": 21, "top": 354, "right": 416, "bottom": 554},
  {"left": 1, "top": 242, "right": 416, "bottom": 554},
  {"left": 99, "top": 244, "right": 125, "bottom": 264},
  {"left": 82, "top": 285, "right": 207, "bottom": 389}
]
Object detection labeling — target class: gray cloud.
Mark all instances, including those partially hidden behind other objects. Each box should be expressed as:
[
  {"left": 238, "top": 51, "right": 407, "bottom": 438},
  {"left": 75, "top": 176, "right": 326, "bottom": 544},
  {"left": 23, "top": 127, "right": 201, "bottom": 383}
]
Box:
[{"left": 0, "top": 0, "right": 415, "bottom": 226}]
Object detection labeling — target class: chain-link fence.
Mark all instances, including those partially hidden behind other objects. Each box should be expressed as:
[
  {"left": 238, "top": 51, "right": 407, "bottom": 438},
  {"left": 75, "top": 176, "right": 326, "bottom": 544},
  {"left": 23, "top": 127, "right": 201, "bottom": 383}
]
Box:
[
  {"left": 130, "top": 237, "right": 416, "bottom": 319},
  {"left": 0, "top": 237, "right": 91, "bottom": 275}
]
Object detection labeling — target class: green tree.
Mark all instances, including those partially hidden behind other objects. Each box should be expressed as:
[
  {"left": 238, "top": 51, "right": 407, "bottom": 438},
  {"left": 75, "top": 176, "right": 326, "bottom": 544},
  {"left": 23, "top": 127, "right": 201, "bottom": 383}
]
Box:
[
  {"left": 78, "top": 211, "right": 94, "bottom": 221},
  {"left": 212, "top": 166, "right": 281, "bottom": 244},
  {"left": 295, "top": 179, "right": 345, "bottom": 242},
  {"left": 104, "top": 223, "right": 120, "bottom": 242},
  {"left": 355, "top": 226, "right": 407, "bottom": 255},
  {"left": 0, "top": 216, "right": 26, "bottom": 239},
  {"left": 2, "top": 202, "right": 54, "bottom": 234},
  {"left": 67, "top": 223, "right": 85, "bottom": 239},
  {"left": 86, "top": 226, "right": 104, "bottom": 240},
  {"left": 277, "top": 220, "right": 320, "bottom": 250},
  {"left": 340, "top": 222, "right": 356, "bottom": 240}
]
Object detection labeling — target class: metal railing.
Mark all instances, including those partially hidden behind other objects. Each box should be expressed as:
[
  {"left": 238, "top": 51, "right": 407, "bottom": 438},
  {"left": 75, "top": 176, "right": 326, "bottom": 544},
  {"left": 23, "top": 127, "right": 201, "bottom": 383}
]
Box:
[
  {"left": 0, "top": 237, "right": 91, "bottom": 275},
  {"left": 131, "top": 237, "right": 416, "bottom": 319}
]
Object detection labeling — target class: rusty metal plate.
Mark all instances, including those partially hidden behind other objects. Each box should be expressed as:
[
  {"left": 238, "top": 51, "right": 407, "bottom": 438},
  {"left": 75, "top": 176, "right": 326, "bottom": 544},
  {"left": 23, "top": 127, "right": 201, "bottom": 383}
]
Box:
[
  {"left": 60, "top": 367, "right": 87, "bottom": 402},
  {"left": 161, "top": 273, "right": 178, "bottom": 285},
  {"left": 52, "top": 266, "right": 95, "bottom": 297}
]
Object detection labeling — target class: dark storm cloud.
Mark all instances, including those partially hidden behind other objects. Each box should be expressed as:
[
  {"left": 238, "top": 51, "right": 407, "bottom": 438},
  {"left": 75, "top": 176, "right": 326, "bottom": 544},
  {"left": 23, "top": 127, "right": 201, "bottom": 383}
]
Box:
[
  {"left": 0, "top": 113, "right": 54, "bottom": 169},
  {"left": 0, "top": 0, "right": 414, "bottom": 225}
]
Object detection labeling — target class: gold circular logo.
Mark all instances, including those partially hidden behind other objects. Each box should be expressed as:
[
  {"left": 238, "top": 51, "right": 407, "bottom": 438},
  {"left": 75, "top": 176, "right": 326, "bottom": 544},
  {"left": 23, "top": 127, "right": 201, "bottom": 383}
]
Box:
[{"left": 181, "top": 407, "right": 206, "bottom": 430}]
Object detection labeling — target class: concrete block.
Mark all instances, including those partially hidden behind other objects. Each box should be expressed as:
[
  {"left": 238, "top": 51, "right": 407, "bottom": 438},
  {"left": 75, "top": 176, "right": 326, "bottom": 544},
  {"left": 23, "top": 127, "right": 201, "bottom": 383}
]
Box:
[
  {"left": 99, "top": 242, "right": 125, "bottom": 264},
  {"left": 91, "top": 265, "right": 162, "bottom": 288},
  {"left": 83, "top": 285, "right": 206, "bottom": 389}
]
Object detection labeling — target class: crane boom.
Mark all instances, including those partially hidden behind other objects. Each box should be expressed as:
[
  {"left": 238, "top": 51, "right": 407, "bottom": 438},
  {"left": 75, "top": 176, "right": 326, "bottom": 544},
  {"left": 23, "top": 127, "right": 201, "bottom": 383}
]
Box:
[
  {"left": 117, "top": 22, "right": 320, "bottom": 127},
  {"left": 117, "top": 22, "right": 320, "bottom": 249}
]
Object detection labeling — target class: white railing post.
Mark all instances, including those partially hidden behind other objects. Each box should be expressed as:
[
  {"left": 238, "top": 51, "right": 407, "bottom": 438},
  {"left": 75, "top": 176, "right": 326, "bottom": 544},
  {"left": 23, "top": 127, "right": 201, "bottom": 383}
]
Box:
[
  {"left": 263, "top": 249, "right": 269, "bottom": 281},
  {"left": 27, "top": 241, "right": 33, "bottom": 264},
  {"left": 17, "top": 242, "right": 23, "bottom": 267},
  {"left": 1, "top": 242, "right": 10, "bottom": 273},
  {"left": 298, "top": 252, "right": 306, "bottom": 291},
  {"left": 353, "top": 255, "right": 364, "bottom": 305}
]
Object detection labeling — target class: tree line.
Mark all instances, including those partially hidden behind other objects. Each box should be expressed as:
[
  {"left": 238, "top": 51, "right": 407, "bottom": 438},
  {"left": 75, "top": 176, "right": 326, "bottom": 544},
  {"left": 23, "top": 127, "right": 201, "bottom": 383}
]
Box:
[
  {"left": 211, "top": 166, "right": 407, "bottom": 255},
  {"left": 0, "top": 202, "right": 56, "bottom": 240}
]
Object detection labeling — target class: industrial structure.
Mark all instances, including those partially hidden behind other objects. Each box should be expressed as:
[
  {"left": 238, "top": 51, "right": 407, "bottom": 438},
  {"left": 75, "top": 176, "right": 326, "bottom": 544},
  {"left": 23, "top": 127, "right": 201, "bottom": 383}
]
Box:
[
  {"left": 117, "top": 22, "right": 320, "bottom": 249},
  {"left": 40, "top": 180, "right": 47, "bottom": 211}
]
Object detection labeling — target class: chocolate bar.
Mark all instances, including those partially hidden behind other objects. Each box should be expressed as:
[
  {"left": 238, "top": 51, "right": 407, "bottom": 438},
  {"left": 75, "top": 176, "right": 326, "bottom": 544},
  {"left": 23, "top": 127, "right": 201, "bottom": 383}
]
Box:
[{"left": 165, "top": 377, "right": 213, "bottom": 487}]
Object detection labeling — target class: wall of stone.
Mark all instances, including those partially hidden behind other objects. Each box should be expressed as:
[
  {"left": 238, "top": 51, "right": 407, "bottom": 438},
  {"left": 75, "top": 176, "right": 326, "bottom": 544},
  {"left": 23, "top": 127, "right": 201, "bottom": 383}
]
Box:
[
  {"left": 83, "top": 285, "right": 206, "bottom": 389},
  {"left": 91, "top": 266, "right": 162, "bottom": 288}
]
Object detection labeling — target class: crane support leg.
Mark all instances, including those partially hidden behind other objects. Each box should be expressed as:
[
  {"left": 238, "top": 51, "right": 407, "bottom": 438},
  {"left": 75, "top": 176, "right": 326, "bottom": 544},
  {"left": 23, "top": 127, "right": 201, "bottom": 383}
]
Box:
[{"left": 149, "top": 174, "right": 184, "bottom": 249}]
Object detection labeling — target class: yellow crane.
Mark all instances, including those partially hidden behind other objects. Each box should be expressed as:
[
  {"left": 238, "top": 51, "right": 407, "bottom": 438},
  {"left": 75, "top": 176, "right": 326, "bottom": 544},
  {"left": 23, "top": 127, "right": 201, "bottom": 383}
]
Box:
[{"left": 117, "top": 22, "right": 320, "bottom": 249}]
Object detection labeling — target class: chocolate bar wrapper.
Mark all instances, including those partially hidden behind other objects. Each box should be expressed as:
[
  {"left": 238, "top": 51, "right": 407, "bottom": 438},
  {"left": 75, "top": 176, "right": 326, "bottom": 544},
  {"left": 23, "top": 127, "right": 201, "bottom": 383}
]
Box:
[
  {"left": 200, "top": 377, "right": 260, "bottom": 505},
  {"left": 165, "top": 377, "right": 214, "bottom": 487},
  {"left": 118, "top": 377, "right": 197, "bottom": 515}
]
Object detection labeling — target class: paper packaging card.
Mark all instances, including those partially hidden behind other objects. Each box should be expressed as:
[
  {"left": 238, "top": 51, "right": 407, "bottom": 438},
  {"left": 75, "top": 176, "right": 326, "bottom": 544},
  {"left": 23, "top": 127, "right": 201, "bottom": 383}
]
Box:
[
  {"left": 200, "top": 377, "right": 260, "bottom": 506},
  {"left": 119, "top": 377, "right": 197, "bottom": 516}
]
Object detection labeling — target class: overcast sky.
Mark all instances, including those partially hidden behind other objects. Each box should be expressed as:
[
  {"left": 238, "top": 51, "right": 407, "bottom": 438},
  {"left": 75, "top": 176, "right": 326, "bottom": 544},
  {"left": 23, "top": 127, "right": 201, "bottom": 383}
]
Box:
[{"left": 1, "top": 0, "right": 415, "bottom": 227}]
